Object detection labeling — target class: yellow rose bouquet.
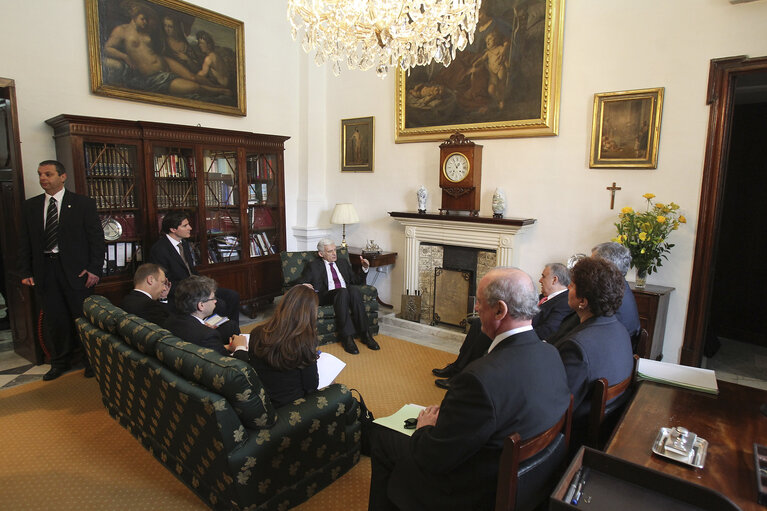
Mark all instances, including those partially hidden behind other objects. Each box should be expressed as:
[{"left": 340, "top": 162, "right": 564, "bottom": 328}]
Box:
[{"left": 613, "top": 193, "right": 686, "bottom": 284}]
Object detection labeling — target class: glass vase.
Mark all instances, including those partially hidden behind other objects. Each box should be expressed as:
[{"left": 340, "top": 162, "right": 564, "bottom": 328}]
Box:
[{"left": 635, "top": 268, "right": 648, "bottom": 288}]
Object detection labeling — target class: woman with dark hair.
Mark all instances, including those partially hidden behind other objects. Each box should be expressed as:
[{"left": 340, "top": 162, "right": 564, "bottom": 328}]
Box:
[
  {"left": 230, "top": 285, "right": 320, "bottom": 408},
  {"left": 558, "top": 257, "right": 634, "bottom": 421}
]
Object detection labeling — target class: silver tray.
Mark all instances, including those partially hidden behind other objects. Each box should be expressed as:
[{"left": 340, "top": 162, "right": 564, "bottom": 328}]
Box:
[{"left": 651, "top": 427, "right": 708, "bottom": 468}]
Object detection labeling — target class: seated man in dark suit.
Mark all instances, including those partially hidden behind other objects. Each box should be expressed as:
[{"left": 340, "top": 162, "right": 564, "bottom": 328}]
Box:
[
  {"left": 121, "top": 263, "right": 171, "bottom": 327},
  {"left": 300, "top": 238, "right": 379, "bottom": 355},
  {"left": 164, "top": 275, "right": 247, "bottom": 358},
  {"left": 149, "top": 211, "right": 240, "bottom": 333},
  {"left": 432, "top": 262, "right": 572, "bottom": 389},
  {"left": 368, "top": 268, "right": 571, "bottom": 511}
]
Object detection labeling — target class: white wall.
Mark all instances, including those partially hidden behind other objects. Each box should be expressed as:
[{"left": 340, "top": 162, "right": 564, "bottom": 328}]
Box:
[{"left": 3, "top": 0, "right": 767, "bottom": 361}]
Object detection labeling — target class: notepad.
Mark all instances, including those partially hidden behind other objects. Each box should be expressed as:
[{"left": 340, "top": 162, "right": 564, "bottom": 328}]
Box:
[
  {"left": 373, "top": 404, "right": 426, "bottom": 436},
  {"left": 637, "top": 358, "right": 718, "bottom": 394}
]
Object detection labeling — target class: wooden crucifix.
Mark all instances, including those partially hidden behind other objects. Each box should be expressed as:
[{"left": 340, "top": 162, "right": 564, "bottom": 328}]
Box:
[{"left": 606, "top": 182, "right": 621, "bottom": 209}]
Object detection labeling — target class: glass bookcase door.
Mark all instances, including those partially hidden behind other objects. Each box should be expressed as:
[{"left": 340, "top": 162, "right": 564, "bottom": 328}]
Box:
[
  {"left": 152, "top": 145, "right": 201, "bottom": 265},
  {"left": 83, "top": 141, "right": 142, "bottom": 277},
  {"left": 246, "top": 152, "right": 280, "bottom": 257},
  {"left": 203, "top": 148, "right": 241, "bottom": 263}
]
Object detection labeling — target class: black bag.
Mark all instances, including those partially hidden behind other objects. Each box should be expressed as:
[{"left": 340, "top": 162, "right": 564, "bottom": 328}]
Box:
[{"left": 351, "top": 388, "right": 374, "bottom": 456}]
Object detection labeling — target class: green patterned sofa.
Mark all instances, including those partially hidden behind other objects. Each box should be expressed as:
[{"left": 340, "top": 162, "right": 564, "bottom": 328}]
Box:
[
  {"left": 280, "top": 247, "right": 379, "bottom": 345},
  {"left": 76, "top": 295, "right": 361, "bottom": 511}
]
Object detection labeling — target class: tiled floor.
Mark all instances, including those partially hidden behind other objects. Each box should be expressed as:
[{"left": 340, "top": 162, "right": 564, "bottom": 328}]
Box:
[{"left": 704, "top": 337, "right": 767, "bottom": 391}]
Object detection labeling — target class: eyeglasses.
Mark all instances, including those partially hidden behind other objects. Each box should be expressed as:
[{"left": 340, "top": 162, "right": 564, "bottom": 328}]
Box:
[{"left": 200, "top": 296, "right": 217, "bottom": 303}]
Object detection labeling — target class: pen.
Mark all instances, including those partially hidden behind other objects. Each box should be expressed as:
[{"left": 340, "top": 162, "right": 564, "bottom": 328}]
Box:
[
  {"left": 571, "top": 467, "right": 590, "bottom": 505},
  {"left": 563, "top": 467, "right": 582, "bottom": 503}
]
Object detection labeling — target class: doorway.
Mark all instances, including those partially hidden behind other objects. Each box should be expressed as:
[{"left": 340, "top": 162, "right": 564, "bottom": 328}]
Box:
[{"left": 681, "top": 57, "right": 767, "bottom": 386}]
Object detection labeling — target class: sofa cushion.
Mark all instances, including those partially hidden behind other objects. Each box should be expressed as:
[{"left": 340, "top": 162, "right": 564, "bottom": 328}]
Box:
[
  {"left": 82, "top": 295, "right": 123, "bottom": 334},
  {"left": 156, "top": 337, "right": 278, "bottom": 429}
]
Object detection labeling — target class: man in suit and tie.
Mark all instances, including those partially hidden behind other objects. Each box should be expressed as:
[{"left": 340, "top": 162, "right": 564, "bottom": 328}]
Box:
[
  {"left": 368, "top": 268, "right": 571, "bottom": 510},
  {"left": 163, "top": 275, "right": 247, "bottom": 358},
  {"left": 301, "top": 238, "right": 379, "bottom": 354},
  {"left": 18, "top": 160, "right": 105, "bottom": 381},
  {"left": 121, "top": 263, "right": 171, "bottom": 327},
  {"left": 431, "top": 262, "right": 572, "bottom": 389},
  {"left": 149, "top": 211, "right": 240, "bottom": 333}
]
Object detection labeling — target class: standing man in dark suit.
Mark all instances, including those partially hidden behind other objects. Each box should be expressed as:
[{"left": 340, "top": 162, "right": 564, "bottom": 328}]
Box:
[
  {"left": 163, "top": 275, "right": 247, "bottom": 359},
  {"left": 368, "top": 268, "right": 571, "bottom": 510},
  {"left": 431, "top": 261, "right": 572, "bottom": 389},
  {"left": 301, "top": 238, "right": 379, "bottom": 354},
  {"left": 121, "top": 263, "right": 171, "bottom": 327},
  {"left": 149, "top": 211, "right": 240, "bottom": 333},
  {"left": 19, "top": 160, "right": 105, "bottom": 381}
]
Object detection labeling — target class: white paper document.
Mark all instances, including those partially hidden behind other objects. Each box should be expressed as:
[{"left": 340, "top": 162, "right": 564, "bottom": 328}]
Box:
[
  {"left": 637, "top": 358, "right": 718, "bottom": 394},
  {"left": 373, "top": 404, "right": 426, "bottom": 436},
  {"left": 317, "top": 351, "right": 346, "bottom": 389}
]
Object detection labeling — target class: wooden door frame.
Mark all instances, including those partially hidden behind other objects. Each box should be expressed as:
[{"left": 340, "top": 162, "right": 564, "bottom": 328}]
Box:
[{"left": 681, "top": 55, "right": 767, "bottom": 367}]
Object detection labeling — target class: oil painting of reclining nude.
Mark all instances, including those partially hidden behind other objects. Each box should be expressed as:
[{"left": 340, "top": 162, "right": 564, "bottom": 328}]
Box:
[
  {"left": 86, "top": 0, "right": 245, "bottom": 116},
  {"left": 395, "top": 0, "right": 564, "bottom": 142}
]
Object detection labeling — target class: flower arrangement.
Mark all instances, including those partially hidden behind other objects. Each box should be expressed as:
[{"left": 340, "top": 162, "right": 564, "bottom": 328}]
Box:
[{"left": 613, "top": 193, "right": 686, "bottom": 283}]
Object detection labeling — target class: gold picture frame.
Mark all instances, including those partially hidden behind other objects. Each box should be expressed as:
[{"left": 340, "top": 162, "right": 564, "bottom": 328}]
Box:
[
  {"left": 395, "top": 0, "right": 565, "bottom": 143},
  {"left": 589, "top": 87, "right": 664, "bottom": 168},
  {"left": 341, "top": 116, "right": 374, "bottom": 172},
  {"left": 86, "top": 0, "right": 246, "bottom": 116}
]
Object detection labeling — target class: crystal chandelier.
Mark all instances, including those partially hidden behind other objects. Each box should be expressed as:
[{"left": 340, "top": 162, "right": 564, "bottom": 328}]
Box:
[{"left": 287, "top": 0, "right": 482, "bottom": 78}]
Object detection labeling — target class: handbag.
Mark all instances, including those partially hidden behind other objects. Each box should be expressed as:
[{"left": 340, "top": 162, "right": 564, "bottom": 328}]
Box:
[{"left": 350, "top": 388, "right": 374, "bottom": 456}]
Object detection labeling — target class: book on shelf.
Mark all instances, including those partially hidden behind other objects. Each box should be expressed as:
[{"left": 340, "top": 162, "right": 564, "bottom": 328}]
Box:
[{"left": 250, "top": 206, "right": 274, "bottom": 228}]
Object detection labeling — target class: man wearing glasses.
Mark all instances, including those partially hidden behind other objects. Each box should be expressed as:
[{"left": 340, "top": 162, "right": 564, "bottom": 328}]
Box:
[{"left": 164, "top": 275, "right": 246, "bottom": 357}]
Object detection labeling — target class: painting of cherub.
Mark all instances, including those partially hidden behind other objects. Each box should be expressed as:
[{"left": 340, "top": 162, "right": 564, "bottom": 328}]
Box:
[{"left": 87, "top": 0, "right": 245, "bottom": 116}]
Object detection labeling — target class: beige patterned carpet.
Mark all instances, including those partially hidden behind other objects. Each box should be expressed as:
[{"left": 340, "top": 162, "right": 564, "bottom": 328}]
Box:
[{"left": 0, "top": 334, "right": 454, "bottom": 510}]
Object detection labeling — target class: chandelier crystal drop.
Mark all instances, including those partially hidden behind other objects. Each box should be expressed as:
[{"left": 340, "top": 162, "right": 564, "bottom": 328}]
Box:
[{"left": 287, "top": 0, "right": 482, "bottom": 78}]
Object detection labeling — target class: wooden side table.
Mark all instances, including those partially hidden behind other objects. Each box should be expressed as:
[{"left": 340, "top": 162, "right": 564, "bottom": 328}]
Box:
[
  {"left": 347, "top": 247, "right": 398, "bottom": 308},
  {"left": 629, "top": 282, "right": 674, "bottom": 360}
]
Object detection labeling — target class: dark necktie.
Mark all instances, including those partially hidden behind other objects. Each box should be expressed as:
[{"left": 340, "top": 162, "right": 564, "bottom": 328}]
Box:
[
  {"left": 178, "top": 243, "right": 192, "bottom": 276},
  {"left": 329, "top": 262, "right": 343, "bottom": 289},
  {"left": 44, "top": 197, "right": 59, "bottom": 252}
]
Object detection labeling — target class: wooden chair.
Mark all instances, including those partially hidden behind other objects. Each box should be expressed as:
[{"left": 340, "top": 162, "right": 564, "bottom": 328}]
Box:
[
  {"left": 495, "top": 395, "right": 573, "bottom": 511},
  {"left": 587, "top": 354, "right": 640, "bottom": 449}
]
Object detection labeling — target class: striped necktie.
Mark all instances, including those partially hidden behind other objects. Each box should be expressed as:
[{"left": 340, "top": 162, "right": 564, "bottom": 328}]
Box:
[{"left": 44, "top": 197, "right": 59, "bottom": 252}]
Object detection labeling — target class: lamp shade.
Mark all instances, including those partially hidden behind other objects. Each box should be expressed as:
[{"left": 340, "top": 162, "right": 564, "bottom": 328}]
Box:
[{"left": 330, "top": 203, "right": 359, "bottom": 225}]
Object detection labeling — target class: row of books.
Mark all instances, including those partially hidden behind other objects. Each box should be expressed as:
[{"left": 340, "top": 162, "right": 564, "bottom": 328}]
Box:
[
  {"left": 89, "top": 178, "right": 136, "bottom": 209},
  {"left": 84, "top": 143, "right": 136, "bottom": 177},
  {"left": 100, "top": 213, "right": 138, "bottom": 239},
  {"left": 246, "top": 155, "right": 276, "bottom": 180},
  {"left": 102, "top": 242, "right": 142, "bottom": 276},
  {"left": 249, "top": 232, "right": 276, "bottom": 256},
  {"left": 208, "top": 235, "right": 240, "bottom": 263},
  {"left": 155, "top": 180, "right": 198, "bottom": 208},
  {"left": 203, "top": 154, "right": 236, "bottom": 175},
  {"left": 205, "top": 173, "right": 238, "bottom": 206},
  {"left": 247, "top": 183, "right": 269, "bottom": 204},
  {"left": 248, "top": 206, "right": 275, "bottom": 228},
  {"left": 154, "top": 153, "right": 196, "bottom": 178}
]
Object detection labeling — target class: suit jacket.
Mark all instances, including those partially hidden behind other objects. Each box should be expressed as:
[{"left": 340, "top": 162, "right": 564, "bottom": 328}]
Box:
[
  {"left": 616, "top": 280, "right": 641, "bottom": 338},
  {"left": 300, "top": 257, "right": 366, "bottom": 298},
  {"left": 164, "top": 313, "right": 231, "bottom": 356},
  {"left": 557, "top": 315, "right": 634, "bottom": 420},
  {"left": 532, "top": 291, "right": 572, "bottom": 341},
  {"left": 149, "top": 235, "right": 197, "bottom": 288},
  {"left": 18, "top": 190, "right": 104, "bottom": 290},
  {"left": 388, "top": 329, "right": 571, "bottom": 510},
  {"left": 121, "top": 290, "right": 170, "bottom": 327}
]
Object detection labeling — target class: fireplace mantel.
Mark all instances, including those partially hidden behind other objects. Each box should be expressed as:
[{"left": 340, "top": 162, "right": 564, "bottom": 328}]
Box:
[{"left": 389, "top": 211, "right": 536, "bottom": 293}]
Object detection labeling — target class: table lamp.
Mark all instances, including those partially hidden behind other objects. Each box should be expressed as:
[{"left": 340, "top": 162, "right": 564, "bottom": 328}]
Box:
[{"left": 330, "top": 203, "right": 359, "bottom": 247}]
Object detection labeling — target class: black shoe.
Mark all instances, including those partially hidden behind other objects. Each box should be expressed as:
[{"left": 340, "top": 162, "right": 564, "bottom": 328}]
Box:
[
  {"left": 435, "top": 378, "right": 451, "bottom": 390},
  {"left": 360, "top": 331, "right": 380, "bottom": 350},
  {"left": 83, "top": 367, "right": 95, "bottom": 378},
  {"left": 43, "top": 367, "right": 66, "bottom": 381},
  {"left": 341, "top": 335, "right": 359, "bottom": 355},
  {"left": 432, "top": 364, "right": 458, "bottom": 378}
]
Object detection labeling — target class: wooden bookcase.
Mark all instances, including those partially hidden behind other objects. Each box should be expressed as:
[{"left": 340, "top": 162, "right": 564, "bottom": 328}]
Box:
[{"left": 46, "top": 114, "right": 289, "bottom": 314}]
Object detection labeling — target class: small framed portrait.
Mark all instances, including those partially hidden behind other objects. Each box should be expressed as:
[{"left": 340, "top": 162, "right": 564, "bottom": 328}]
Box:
[
  {"left": 86, "top": 0, "right": 246, "bottom": 116},
  {"left": 589, "top": 87, "right": 665, "bottom": 168},
  {"left": 341, "top": 116, "right": 374, "bottom": 172}
]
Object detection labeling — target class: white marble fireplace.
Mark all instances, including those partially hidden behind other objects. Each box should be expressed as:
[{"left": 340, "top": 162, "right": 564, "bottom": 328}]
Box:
[{"left": 389, "top": 212, "right": 536, "bottom": 296}]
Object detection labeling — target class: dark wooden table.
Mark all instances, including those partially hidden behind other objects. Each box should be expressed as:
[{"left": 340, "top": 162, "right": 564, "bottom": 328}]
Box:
[
  {"left": 347, "top": 247, "right": 398, "bottom": 308},
  {"left": 606, "top": 380, "right": 767, "bottom": 511}
]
